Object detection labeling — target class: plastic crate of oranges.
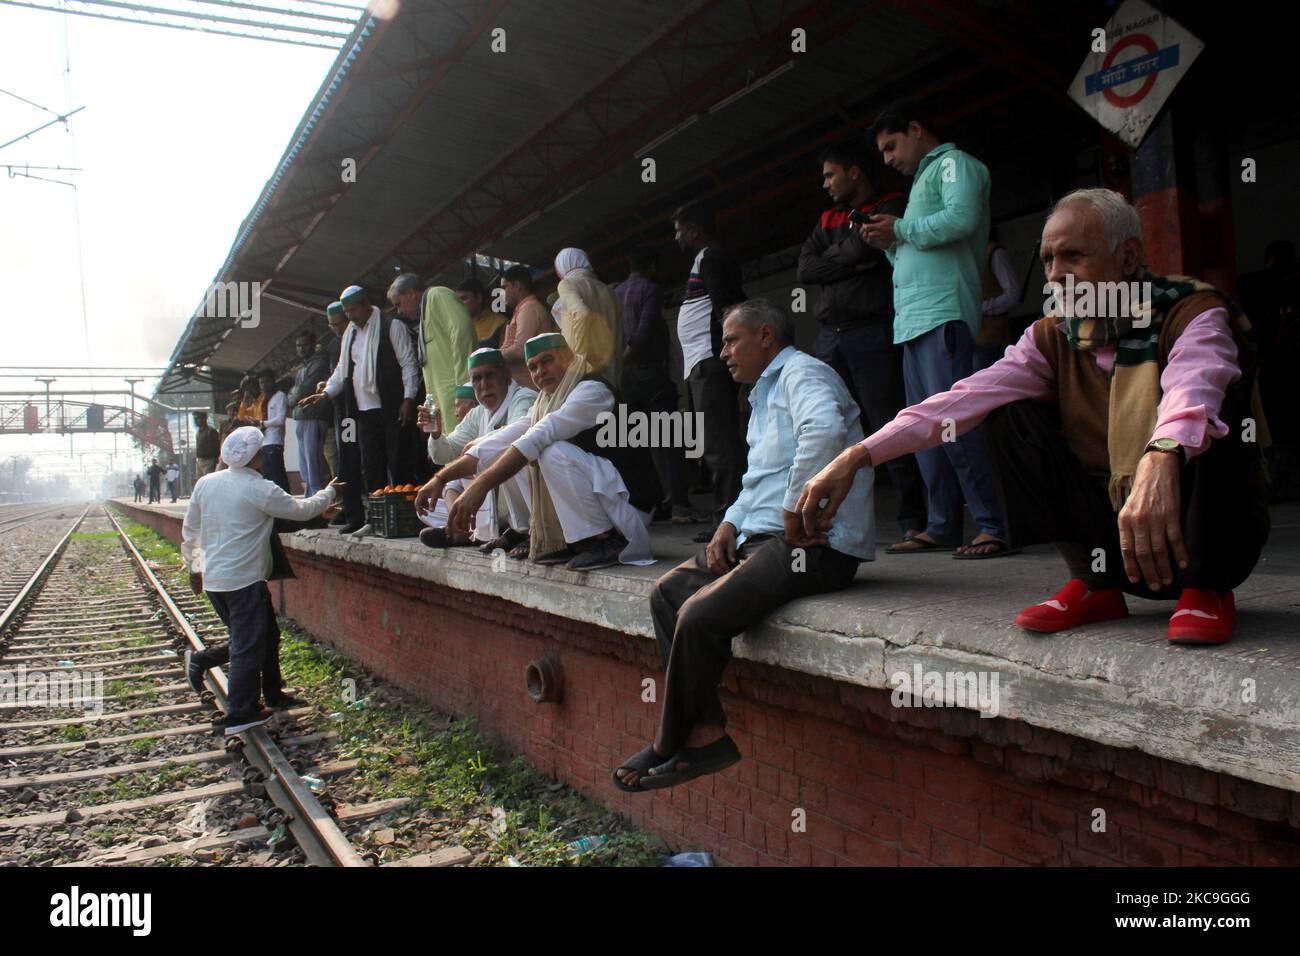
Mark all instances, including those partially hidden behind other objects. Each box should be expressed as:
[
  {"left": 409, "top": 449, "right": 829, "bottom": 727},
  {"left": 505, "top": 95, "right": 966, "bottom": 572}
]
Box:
[{"left": 364, "top": 484, "right": 423, "bottom": 538}]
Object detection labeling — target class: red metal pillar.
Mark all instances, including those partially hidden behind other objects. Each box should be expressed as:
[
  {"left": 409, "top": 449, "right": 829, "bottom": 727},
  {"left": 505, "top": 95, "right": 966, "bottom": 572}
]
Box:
[{"left": 1131, "top": 110, "right": 1201, "bottom": 276}]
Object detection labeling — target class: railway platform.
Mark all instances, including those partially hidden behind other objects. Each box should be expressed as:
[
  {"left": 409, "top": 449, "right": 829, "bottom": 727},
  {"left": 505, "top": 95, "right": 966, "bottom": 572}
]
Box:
[{"left": 115, "top": 497, "right": 1300, "bottom": 867}]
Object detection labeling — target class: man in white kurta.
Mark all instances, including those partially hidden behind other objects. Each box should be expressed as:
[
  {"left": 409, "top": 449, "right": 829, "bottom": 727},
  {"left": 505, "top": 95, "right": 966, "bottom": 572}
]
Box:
[
  {"left": 417, "top": 333, "right": 655, "bottom": 572},
  {"left": 418, "top": 349, "right": 536, "bottom": 551}
]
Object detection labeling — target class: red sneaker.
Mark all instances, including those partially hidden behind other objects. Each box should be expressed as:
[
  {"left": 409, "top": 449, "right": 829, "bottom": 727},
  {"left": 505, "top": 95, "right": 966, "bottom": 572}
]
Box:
[
  {"left": 1167, "top": 589, "right": 1235, "bottom": 645},
  {"left": 1014, "top": 579, "right": 1128, "bottom": 633}
]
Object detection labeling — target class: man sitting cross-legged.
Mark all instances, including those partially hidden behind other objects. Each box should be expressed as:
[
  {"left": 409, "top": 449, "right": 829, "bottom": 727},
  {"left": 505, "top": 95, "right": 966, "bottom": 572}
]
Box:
[
  {"left": 614, "top": 298, "right": 874, "bottom": 792},
  {"left": 417, "top": 348, "right": 537, "bottom": 553},
  {"left": 416, "top": 333, "right": 661, "bottom": 573}
]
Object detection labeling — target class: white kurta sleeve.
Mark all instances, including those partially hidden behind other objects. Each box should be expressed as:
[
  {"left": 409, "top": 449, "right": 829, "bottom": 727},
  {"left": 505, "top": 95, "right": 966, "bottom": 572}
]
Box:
[
  {"left": 180, "top": 488, "right": 202, "bottom": 570},
  {"left": 471, "top": 416, "right": 530, "bottom": 464},
  {"left": 389, "top": 318, "right": 421, "bottom": 400},
  {"left": 511, "top": 380, "right": 613, "bottom": 462},
  {"left": 429, "top": 406, "right": 482, "bottom": 465}
]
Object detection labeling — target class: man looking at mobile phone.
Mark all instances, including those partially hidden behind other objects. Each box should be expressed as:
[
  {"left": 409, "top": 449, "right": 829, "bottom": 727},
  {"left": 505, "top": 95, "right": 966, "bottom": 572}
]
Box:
[{"left": 797, "top": 138, "right": 925, "bottom": 540}]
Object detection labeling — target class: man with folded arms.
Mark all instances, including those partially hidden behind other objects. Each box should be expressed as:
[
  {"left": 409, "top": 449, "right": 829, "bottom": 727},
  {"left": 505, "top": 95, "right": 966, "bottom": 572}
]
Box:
[
  {"left": 417, "top": 333, "right": 659, "bottom": 572},
  {"left": 799, "top": 188, "right": 1269, "bottom": 645},
  {"left": 615, "top": 299, "right": 874, "bottom": 791},
  {"left": 418, "top": 348, "right": 537, "bottom": 554},
  {"left": 181, "top": 427, "right": 344, "bottom": 734}
]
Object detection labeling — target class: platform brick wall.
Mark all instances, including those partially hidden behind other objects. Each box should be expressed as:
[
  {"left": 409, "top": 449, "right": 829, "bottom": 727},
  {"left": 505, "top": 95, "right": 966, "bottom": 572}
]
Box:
[{"left": 118, "top": 503, "right": 1300, "bottom": 867}]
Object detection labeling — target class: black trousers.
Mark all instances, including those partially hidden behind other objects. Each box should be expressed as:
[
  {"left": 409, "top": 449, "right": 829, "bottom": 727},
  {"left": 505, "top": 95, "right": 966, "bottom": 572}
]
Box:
[
  {"left": 394, "top": 420, "right": 432, "bottom": 485},
  {"left": 335, "top": 414, "right": 365, "bottom": 524},
  {"left": 814, "top": 322, "right": 927, "bottom": 533},
  {"left": 687, "top": 357, "right": 747, "bottom": 526},
  {"left": 203, "top": 582, "right": 282, "bottom": 718},
  {"left": 623, "top": 361, "right": 692, "bottom": 510},
  {"left": 260, "top": 444, "right": 290, "bottom": 492},
  {"left": 356, "top": 407, "right": 401, "bottom": 495},
  {"left": 649, "top": 534, "right": 861, "bottom": 755},
  {"left": 394, "top": 382, "right": 430, "bottom": 485},
  {"left": 983, "top": 399, "right": 1270, "bottom": 596}
]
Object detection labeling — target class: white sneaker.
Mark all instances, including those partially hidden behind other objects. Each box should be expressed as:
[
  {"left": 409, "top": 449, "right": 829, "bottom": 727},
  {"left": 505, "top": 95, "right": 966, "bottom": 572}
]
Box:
[
  {"left": 220, "top": 708, "right": 273, "bottom": 736},
  {"left": 350, "top": 523, "right": 374, "bottom": 538}
]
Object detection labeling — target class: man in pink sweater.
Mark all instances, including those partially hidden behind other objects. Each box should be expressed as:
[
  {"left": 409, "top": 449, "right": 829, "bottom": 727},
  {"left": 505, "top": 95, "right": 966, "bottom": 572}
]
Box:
[{"left": 800, "top": 188, "right": 1269, "bottom": 645}]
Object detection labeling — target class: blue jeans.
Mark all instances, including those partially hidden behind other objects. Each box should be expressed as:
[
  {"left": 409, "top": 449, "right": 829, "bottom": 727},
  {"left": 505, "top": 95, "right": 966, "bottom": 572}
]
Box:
[
  {"left": 296, "top": 419, "right": 328, "bottom": 497},
  {"left": 901, "top": 320, "right": 1004, "bottom": 542}
]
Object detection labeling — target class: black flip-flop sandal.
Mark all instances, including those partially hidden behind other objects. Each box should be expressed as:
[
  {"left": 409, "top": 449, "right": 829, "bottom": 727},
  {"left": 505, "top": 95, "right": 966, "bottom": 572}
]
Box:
[
  {"left": 507, "top": 542, "right": 530, "bottom": 560},
  {"left": 886, "top": 535, "right": 957, "bottom": 554},
  {"left": 952, "top": 538, "right": 1022, "bottom": 560},
  {"left": 613, "top": 744, "right": 672, "bottom": 793},
  {"left": 639, "top": 734, "right": 741, "bottom": 790}
]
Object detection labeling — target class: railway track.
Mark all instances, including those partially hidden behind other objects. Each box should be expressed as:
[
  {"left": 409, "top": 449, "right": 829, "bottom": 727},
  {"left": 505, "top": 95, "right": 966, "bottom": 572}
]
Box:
[
  {"left": 0, "top": 505, "right": 368, "bottom": 867},
  {"left": 0, "top": 503, "right": 71, "bottom": 536}
]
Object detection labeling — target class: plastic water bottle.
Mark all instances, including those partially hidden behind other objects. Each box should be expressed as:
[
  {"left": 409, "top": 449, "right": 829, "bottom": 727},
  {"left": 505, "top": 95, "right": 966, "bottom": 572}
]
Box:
[
  {"left": 566, "top": 834, "right": 608, "bottom": 857},
  {"left": 420, "top": 396, "right": 440, "bottom": 435}
]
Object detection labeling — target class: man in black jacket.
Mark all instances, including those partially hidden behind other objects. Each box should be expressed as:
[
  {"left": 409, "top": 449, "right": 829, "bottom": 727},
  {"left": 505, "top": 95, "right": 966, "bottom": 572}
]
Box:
[
  {"left": 797, "top": 140, "right": 926, "bottom": 537},
  {"left": 672, "top": 201, "right": 748, "bottom": 540}
]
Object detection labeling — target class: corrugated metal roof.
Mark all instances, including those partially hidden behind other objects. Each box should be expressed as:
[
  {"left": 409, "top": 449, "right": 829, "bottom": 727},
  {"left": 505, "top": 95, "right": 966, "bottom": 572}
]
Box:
[{"left": 158, "top": 0, "right": 1094, "bottom": 396}]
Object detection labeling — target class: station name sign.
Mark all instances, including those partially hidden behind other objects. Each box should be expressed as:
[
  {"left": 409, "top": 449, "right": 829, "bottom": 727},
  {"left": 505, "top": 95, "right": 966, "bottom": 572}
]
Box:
[{"left": 1067, "top": 0, "right": 1204, "bottom": 148}]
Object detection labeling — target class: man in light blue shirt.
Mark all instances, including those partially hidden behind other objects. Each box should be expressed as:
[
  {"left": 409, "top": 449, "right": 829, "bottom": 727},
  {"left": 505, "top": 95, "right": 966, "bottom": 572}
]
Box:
[
  {"left": 614, "top": 298, "right": 872, "bottom": 793},
  {"left": 861, "top": 100, "right": 1009, "bottom": 559}
]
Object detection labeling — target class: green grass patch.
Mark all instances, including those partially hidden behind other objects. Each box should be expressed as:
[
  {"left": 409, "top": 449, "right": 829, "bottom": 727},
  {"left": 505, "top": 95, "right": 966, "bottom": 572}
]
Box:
[
  {"left": 278, "top": 623, "right": 666, "bottom": 868},
  {"left": 110, "top": 513, "right": 183, "bottom": 567}
]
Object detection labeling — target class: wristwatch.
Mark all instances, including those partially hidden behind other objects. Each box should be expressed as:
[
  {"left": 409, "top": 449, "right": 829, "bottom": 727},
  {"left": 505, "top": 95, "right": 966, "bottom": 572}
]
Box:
[{"left": 1145, "top": 437, "right": 1185, "bottom": 463}]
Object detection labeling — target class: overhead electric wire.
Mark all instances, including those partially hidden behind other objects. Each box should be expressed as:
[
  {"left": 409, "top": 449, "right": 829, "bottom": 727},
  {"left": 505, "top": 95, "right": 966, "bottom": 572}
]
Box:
[
  {"left": 0, "top": 0, "right": 360, "bottom": 47},
  {"left": 0, "top": 86, "right": 62, "bottom": 116},
  {"left": 0, "top": 106, "right": 84, "bottom": 153},
  {"left": 181, "top": 0, "right": 358, "bottom": 26}
]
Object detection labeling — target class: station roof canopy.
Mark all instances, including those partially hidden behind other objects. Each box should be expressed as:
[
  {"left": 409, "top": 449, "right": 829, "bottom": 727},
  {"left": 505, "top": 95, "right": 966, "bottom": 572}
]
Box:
[{"left": 158, "top": 0, "right": 1101, "bottom": 396}]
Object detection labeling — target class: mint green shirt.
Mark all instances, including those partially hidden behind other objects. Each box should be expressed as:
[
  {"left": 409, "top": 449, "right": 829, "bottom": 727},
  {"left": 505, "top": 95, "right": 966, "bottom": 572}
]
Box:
[{"left": 887, "top": 142, "right": 990, "bottom": 345}]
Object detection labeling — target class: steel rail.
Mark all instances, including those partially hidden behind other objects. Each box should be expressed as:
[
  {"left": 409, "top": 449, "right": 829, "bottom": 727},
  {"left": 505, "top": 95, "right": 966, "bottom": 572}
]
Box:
[
  {"left": 0, "top": 505, "right": 71, "bottom": 533},
  {"left": 0, "top": 506, "right": 91, "bottom": 637}
]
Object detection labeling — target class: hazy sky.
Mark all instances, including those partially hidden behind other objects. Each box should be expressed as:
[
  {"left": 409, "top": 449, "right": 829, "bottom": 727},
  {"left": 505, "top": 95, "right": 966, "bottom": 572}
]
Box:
[{"left": 0, "top": 1, "right": 366, "bottom": 484}]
